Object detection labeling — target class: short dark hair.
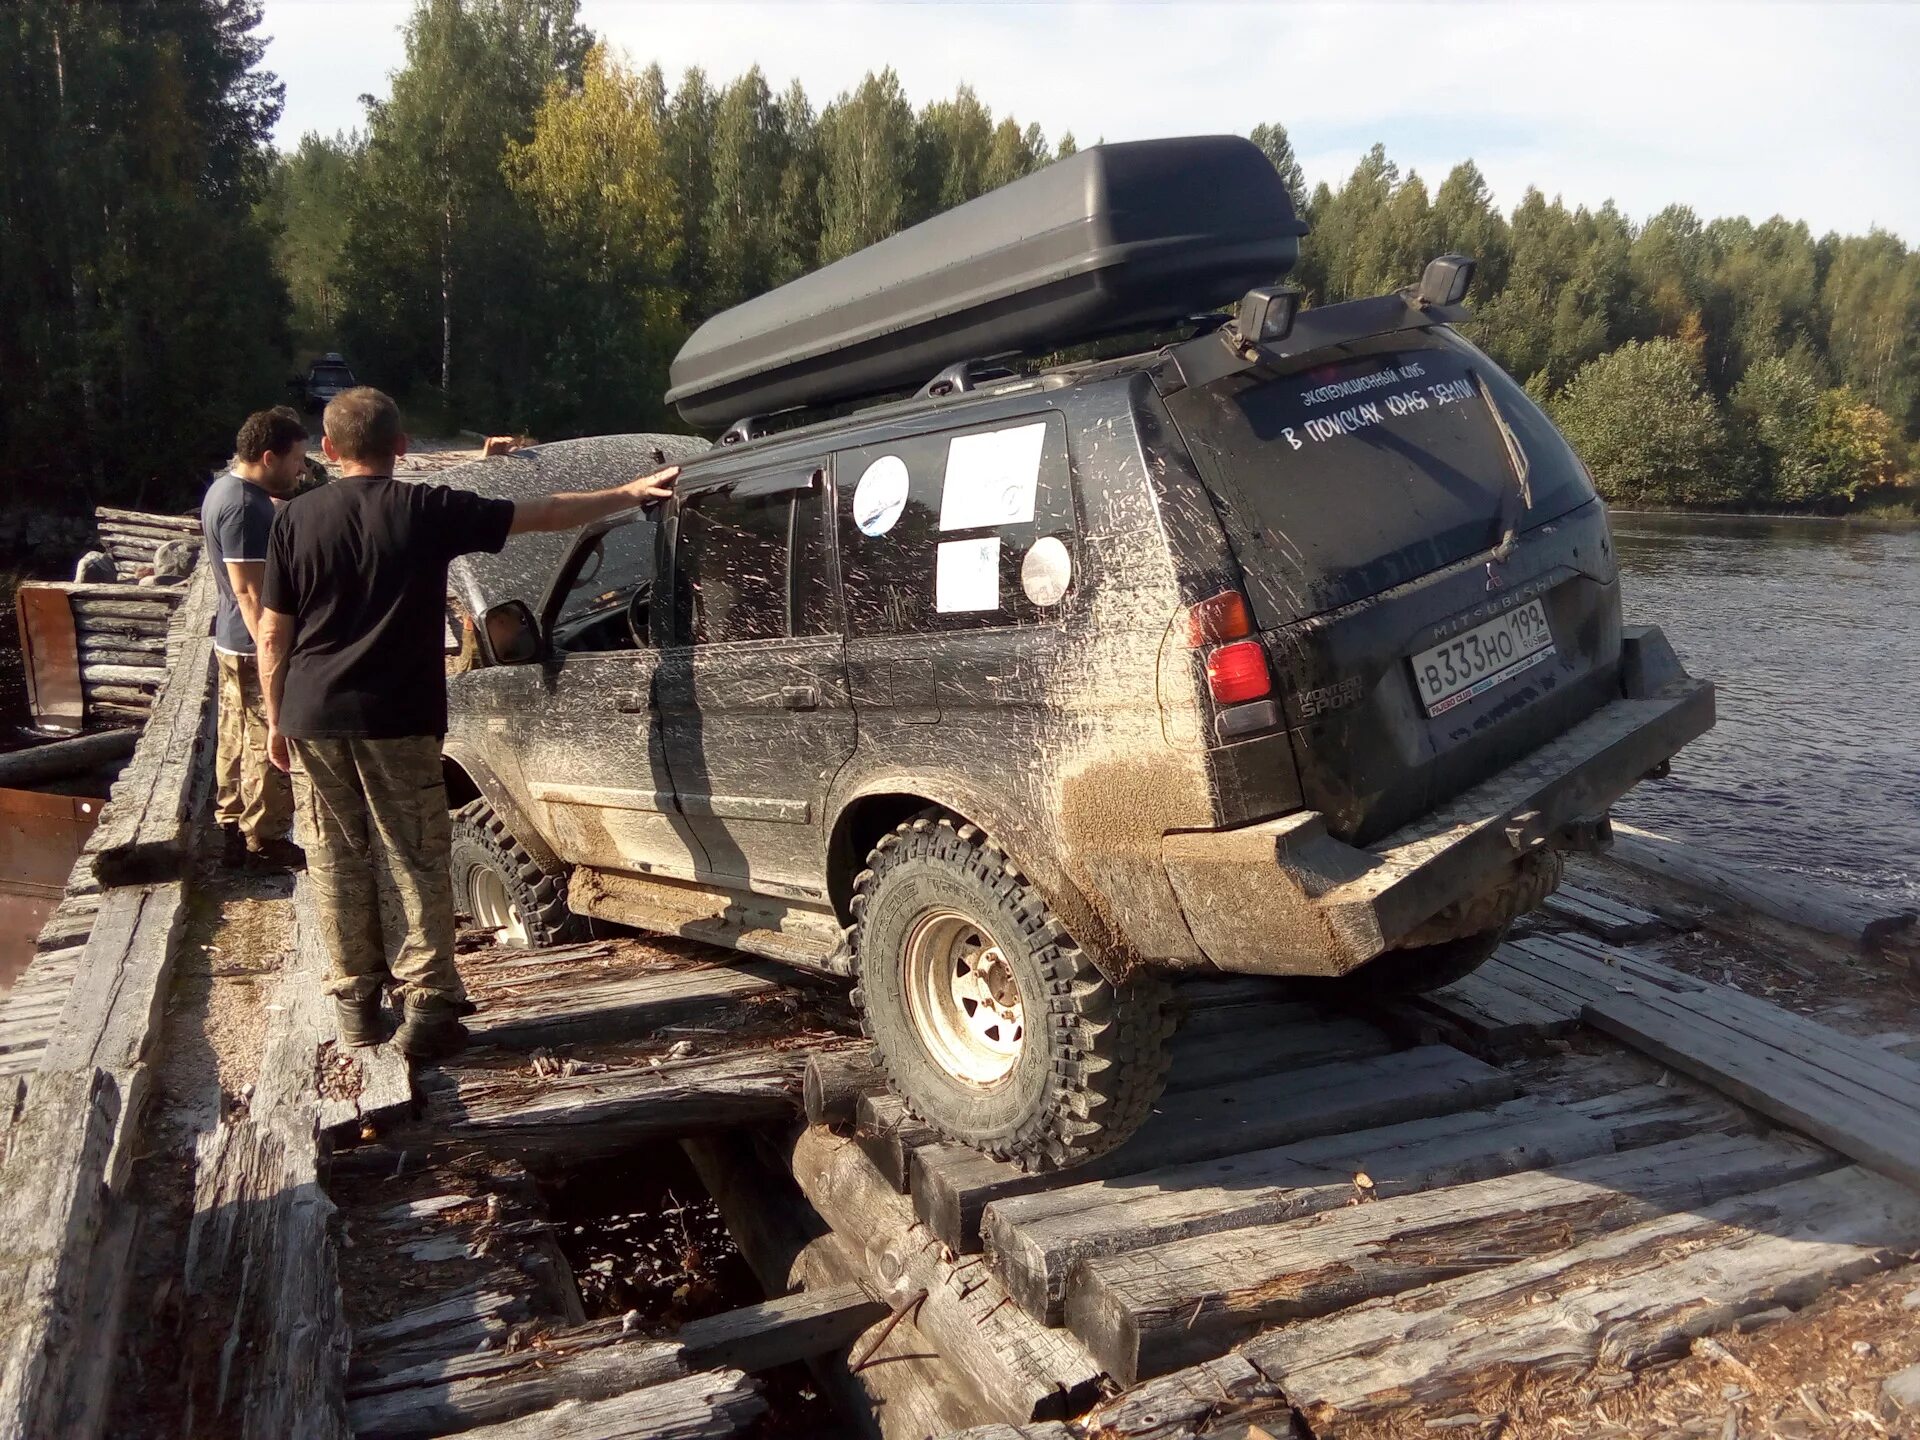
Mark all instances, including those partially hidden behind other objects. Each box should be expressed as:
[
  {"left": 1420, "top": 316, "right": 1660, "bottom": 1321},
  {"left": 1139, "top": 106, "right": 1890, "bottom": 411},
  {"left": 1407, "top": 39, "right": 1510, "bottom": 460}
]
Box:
[
  {"left": 235, "top": 405, "right": 309, "bottom": 463},
  {"left": 324, "top": 387, "right": 403, "bottom": 464}
]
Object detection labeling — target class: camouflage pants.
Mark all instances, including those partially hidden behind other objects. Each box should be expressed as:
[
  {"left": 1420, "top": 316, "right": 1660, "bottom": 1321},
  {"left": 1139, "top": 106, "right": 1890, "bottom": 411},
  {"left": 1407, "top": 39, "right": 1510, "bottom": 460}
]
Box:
[
  {"left": 289, "top": 736, "right": 465, "bottom": 1006},
  {"left": 213, "top": 652, "right": 292, "bottom": 846}
]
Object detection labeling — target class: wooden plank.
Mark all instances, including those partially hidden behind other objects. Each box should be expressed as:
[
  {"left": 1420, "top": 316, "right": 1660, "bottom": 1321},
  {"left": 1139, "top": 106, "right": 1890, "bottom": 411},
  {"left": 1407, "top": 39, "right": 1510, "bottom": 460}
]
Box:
[
  {"left": 852, "top": 1092, "right": 940, "bottom": 1193},
  {"left": 1609, "top": 821, "right": 1918, "bottom": 954},
  {"left": 0, "top": 730, "right": 135, "bottom": 789},
  {"left": 1543, "top": 883, "right": 1664, "bottom": 941},
  {"left": 1396, "top": 966, "right": 1574, "bottom": 1052},
  {"left": 1078, "top": 1354, "right": 1291, "bottom": 1439},
  {"left": 444, "top": 1368, "right": 764, "bottom": 1440},
  {"left": 1248, "top": 1164, "right": 1920, "bottom": 1426},
  {"left": 914, "top": 1045, "right": 1517, "bottom": 1252},
  {"left": 983, "top": 1093, "right": 1618, "bottom": 1324},
  {"left": 804, "top": 1045, "right": 885, "bottom": 1127},
  {"left": 934, "top": 1426, "right": 1076, "bottom": 1440},
  {"left": 41, "top": 883, "right": 185, "bottom": 1078},
  {"left": 347, "top": 1337, "right": 687, "bottom": 1440},
  {"left": 94, "top": 506, "right": 201, "bottom": 533},
  {"left": 1163, "top": 1010, "right": 1395, "bottom": 1092},
  {"left": 1067, "top": 1129, "right": 1834, "bottom": 1383},
  {"left": 0, "top": 1068, "right": 121, "bottom": 1438},
  {"left": 465, "top": 957, "right": 791, "bottom": 1051},
  {"left": 677, "top": 1281, "right": 887, "bottom": 1374},
  {"left": 1583, "top": 989, "right": 1920, "bottom": 1189},
  {"left": 409, "top": 1045, "right": 849, "bottom": 1159},
  {"left": 787, "top": 1127, "right": 1106, "bottom": 1424}
]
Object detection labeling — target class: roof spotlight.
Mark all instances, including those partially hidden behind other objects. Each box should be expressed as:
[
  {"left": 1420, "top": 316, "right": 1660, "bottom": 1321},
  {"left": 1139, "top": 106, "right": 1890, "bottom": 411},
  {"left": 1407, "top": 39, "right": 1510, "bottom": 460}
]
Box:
[
  {"left": 1417, "top": 254, "right": 1477, "bottom": 308},
  {"left": 1235, "top": 286, "right": 1302, "bottom": 347}
]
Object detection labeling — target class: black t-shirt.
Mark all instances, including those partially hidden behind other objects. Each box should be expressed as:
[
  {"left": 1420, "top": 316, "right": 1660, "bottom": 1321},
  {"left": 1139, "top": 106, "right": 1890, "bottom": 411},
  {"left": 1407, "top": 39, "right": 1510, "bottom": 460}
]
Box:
[{"left": 262, "top": 476, "right": 515, "bottom": 739}]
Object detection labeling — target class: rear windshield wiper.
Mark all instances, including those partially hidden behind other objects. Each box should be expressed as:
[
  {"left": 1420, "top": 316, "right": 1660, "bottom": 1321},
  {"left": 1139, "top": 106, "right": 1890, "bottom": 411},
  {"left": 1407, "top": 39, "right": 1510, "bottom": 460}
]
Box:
[{"left": 1476, "top": 371, "right": 1533, "bottom": 562}]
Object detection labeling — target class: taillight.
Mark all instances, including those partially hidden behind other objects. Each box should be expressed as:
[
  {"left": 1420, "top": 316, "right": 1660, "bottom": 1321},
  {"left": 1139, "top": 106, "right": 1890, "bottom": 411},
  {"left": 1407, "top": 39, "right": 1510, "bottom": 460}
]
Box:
[
  {"left": 1206, "top": 640, "right": 1272, "bottom": 704},
  {"left": 1184, "top": 590, "right": 1252, "bottom": 647}
]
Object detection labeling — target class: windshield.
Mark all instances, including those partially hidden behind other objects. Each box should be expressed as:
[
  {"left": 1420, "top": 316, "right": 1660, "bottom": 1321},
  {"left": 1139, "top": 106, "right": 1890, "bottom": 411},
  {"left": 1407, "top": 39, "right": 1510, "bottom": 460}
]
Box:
[
  {"left": 1164, "top": 329, "right": 1595, "bottom": 628},
  {"left": 556, "top": 512, "right": 656, "bottom": 631},
  {"left": 312, "top": 366, "right": 353, "bottom": 386}
]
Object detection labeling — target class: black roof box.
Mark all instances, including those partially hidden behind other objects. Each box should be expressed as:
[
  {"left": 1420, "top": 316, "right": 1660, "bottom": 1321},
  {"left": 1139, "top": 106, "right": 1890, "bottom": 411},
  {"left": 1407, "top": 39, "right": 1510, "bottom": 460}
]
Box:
[{"left": 665, "top": 135, "right": 1307, "bottom": 429}]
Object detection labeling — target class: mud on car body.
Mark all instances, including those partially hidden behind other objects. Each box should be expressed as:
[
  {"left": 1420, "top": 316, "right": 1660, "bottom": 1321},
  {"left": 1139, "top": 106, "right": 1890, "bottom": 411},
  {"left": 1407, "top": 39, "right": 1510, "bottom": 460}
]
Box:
[{"left": 441, "top": 137, "right": 1713, "bottom": 1172}]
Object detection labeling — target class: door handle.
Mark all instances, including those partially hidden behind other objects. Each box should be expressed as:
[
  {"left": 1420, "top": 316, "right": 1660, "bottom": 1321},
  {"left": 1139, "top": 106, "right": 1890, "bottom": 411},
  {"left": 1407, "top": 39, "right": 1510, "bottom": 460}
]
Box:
[{"left": 781, "top": 685, "right": 820, "bottom": 711}]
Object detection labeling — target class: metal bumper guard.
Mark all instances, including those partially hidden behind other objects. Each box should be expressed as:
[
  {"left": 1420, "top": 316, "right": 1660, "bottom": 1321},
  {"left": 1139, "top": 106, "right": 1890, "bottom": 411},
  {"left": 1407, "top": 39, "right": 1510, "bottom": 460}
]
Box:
[{"left": 1163, "top": 627, "right": 1715, "bottom": 976}]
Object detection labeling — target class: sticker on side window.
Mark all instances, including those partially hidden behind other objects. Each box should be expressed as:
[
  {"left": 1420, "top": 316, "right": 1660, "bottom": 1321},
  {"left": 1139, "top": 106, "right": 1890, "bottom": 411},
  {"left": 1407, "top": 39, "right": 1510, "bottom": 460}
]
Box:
[
  {"left": 852, "top": 455, "right": 909, "bottom": 536},
  {"left": 939, "top": 422, "right": 1046, "bottom": 531},
  {"left": 935, "top": 537, "right": 1001, "bottom": 612}
]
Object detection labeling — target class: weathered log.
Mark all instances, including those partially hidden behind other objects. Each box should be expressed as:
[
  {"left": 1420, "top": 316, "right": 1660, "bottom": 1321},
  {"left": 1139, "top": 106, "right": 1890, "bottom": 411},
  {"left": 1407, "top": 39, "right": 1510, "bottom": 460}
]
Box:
[
  {"left": 914, "top": 1045, "right": 1518, "bottom": 1252},
  {"left": 1540, "top": 882, "right": 1664, "bottom": 941},
  {"left": 804, "top": 1045, "right": 885, "bottom": 1127},
  {"left": 86, "top": 703, "right": 151, "bottom": 724},
  {"left": 852, "top": 1092, "right": 939, "bottom": 1192},
  {"left": 1079, "top": 1355, "right": 1292, "bottom": 1439},
  {"left": 78, "top": 631, "right": 168, "bottom": 656},
  {"left": 1609, "top": 821, "right": 1917, "bottom": 954},
  {"left": 0, "top": 1068, "right": 125, "bottom": 1438},
  {"left": 463, "top": 953, "right": 793, "bottom": 1051},
  {"left": 0, "top": 729, "right": 136, "bottom": 788},
  {"left": 81, "top": 661, "right": 167, "bottom": 687},
  {"left": 1066, "top": 1129, "right": 1833, "bottom": 1383},
  {"left": 43, "top": 885, "right": 185, "bottom": 1090},
  {"left": 678, "top": 1282, "right": 887, "bottom": 1374},
  {"left": 74, "top": 613, "right": 171, "bottom": 638},
  {"left": 84, "top": 684, "right": 159, "bottom": 708},
  {"left": 443, "top": 1369, "right": 764, "bottom": 1440},
  {"left": 1248, "top": 1165, "right": 1920, "bottom": 1427},
  {"left": 983, "top": 1092, "right": 1618, "bottom": 1325},
  {"left": 67, "top": 599, "right": 181, "bottom": 622},
  {"left": 94, "top": 506, "right": 200, "bottom": 533},
  {"left": 348, "top": 1336, "right": 687, "bottom": 1440},
  {"left": 408, "top": 1043, "right": 850, "bottom": 1158},
  {"left": 79, "top": 645, "right": 167, "bottom": 672},
  {"left": 787, "top": 1126, "right": 1105, "bottom": 1424},
  {"left": 47, "top": 580, "right": 187, "bottom": 603}
]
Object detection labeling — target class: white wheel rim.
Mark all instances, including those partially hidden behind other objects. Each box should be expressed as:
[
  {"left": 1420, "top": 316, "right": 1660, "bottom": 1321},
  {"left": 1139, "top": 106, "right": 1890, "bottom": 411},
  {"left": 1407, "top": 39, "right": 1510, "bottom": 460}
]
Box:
[
  {"left": 468, "top": 866, "right": 529, "bottom": 947},
  {"left": 903, "top": 908, "right": 1025, "bottom": 1087}
]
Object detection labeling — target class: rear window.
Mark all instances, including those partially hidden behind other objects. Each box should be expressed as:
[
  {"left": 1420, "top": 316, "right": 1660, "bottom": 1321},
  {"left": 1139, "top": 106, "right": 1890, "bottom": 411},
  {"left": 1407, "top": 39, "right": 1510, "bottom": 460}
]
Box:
[{"left": 1165, "top": 330, "right": 1595, "bottom": 627}]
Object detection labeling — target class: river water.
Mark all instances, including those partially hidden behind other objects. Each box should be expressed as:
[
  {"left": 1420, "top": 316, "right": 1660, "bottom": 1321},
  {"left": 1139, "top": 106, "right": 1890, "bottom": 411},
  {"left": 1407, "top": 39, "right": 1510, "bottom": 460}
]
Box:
[
  {"left": 0, "top": 513, "right": 1914, "bottom": 898},
  {"left": 1610, "top": 513, "right": 1920, "bottom": 903}
]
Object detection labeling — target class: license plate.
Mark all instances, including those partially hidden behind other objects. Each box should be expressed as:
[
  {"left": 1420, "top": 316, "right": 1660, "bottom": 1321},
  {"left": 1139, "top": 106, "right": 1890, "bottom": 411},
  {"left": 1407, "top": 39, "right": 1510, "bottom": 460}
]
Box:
[{"left": 1412, "top": 600, "right": 1555, "bottom": 715}]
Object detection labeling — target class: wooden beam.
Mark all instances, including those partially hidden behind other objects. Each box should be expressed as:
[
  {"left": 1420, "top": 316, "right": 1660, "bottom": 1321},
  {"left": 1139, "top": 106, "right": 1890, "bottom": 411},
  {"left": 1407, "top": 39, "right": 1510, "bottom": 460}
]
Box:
[
  {"left": 1542, "top": 883, "right": 1664, "bottom": 941},
  {"left": 787, "top": 1127, "right": 1106, "bottom": 1424},
  {"left": 0, "top": 729, "right": 135, "bottom": 789},
  {"left": 1247, "top": 1164, "right": 1920, "bottom": 1427},
  {"left": 464, "top": 954, "right": 793, "bottom": 1051},
  {"left": 1079, "top": 1354, "right": 1291, "bottom": 1439},
  {"left": 1066, "top": 1129, "right": 1833, "bottom": 1384},
  {"left": 42, "top": 883, "right": 185, "bottom": 1080},
  {"left": 409, "top": 1045, "right": 844, "bottom": 1159},
  {"left": 851, "top": 1092, "right": 939, "bottom": 1193},
  {"left": 983, "top": 1093, "right": 1618, "bottom": 1324},
  {"left": 804, "top": 1046, "right": 885, "bottom": 1128},
  {"left": 913, "top": 1045, "right": 1517, "bottom": 1253},
  {"left": 444, "top": 1369, "right": 764, "bottom": 1440},
  {"left": 678, "top": 1281, "right": 888, "bottom": 1374}
]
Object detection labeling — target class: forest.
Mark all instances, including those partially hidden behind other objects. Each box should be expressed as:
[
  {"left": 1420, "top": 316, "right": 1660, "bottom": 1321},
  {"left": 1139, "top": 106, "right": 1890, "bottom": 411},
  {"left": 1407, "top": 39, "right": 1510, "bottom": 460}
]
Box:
[{"left": 3, "top": 0, "right": 1916, "bottom": 522}]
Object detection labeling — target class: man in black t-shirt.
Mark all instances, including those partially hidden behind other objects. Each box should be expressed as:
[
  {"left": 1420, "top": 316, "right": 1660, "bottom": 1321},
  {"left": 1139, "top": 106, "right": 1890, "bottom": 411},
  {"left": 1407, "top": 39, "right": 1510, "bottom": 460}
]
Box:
[{"left": 260, "top": 388, "right": 677, "bottom": 1057}]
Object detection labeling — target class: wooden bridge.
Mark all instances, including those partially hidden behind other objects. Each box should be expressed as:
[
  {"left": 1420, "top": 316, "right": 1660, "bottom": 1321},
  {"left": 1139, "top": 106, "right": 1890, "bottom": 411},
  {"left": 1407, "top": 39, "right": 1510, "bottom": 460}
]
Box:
[{"left": 2, "top": 521, "right": 1918, "bottom": 1439}]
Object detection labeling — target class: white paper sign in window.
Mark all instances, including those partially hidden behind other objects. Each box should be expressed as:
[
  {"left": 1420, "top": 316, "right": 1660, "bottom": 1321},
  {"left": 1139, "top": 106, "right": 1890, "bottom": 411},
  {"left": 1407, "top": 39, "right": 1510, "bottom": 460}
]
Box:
[
  {"left": 938, "top": 421, "right": 1047, "bottom": 532},
  {"left": 935, "top": 537, "right": 1001, "bottom": 612}
]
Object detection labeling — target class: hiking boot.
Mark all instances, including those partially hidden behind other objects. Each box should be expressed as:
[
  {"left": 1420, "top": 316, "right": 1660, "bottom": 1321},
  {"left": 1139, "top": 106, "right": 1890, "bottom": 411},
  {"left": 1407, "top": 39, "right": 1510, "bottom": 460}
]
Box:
[
  {"left": 220, "top": 824, "right": 249, "bottom": 869},
  {"left": 395, "top": 998, "right": 470, "bottom": 1061},
  {"left": 334, "top": 993, "right": 387, "bottom": 1048},
  {"left": 245, "top": 836, "right": 307, "bottom": 873}
]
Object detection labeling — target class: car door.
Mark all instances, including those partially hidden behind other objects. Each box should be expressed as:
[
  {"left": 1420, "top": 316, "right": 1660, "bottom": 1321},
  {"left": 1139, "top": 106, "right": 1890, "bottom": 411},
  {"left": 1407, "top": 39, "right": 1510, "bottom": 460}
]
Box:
[
  {"left": 654, "top": 462, "right": 853, "bottom": 899},
  {"left": 509, "top": 511, "right": 709, "bottom": 879}
]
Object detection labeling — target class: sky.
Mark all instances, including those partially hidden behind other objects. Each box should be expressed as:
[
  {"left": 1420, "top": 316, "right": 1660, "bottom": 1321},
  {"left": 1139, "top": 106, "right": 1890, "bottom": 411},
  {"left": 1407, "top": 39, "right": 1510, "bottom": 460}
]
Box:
[{"left": 260, "top": 1, "right": 1920, "bottom": 244}]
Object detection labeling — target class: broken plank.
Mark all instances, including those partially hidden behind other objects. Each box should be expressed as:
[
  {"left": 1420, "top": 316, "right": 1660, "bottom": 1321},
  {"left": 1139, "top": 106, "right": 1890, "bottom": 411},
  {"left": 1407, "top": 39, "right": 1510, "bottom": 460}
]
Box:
[
  {"left": 1542, "top": 883, "right": 1664, "bottom": 941},
  {"left": 786, "top": 1126, "right": 1105, "bottom": 1424},
  {"left": 348, "top": 1337, "right": 687, "bottom": 1440},
  {"left": 1248, "top": 1164, "right": 1920, "bottom": 1426},
  {"left": 465, "top": 958, "right": 792, "bottom": 1051},
  {"left": 983, "top": 1093, "right": 1617, "bottom": 1324},
  {"left": 1582, "top": 988, "right": 1920, "bottom": 1189},
  {"left": 915, "top": 1044, "right": 1517, "bottom": 1252},
  {"left": 408, "top": 1045, "right": 849, "bottom": 1159},
  {"left": 803, "top": 1046, "right": 885, "bottom": 1127},
  {"left": 1068, "top": 1128, "right": 1833, "bottom": 1383},
  {"left": 677, "top": 1281, "right": 886, "bottom": 1374},
  {"left": 414, "top": 1368, "right": 764, "bottom": 1440},
  {"left": 1394, "top": 966, "right": 1575, "bottom": 1053},
  {"left": 1078, "top": 1354, "right": 1291, "bottom": 1439}
]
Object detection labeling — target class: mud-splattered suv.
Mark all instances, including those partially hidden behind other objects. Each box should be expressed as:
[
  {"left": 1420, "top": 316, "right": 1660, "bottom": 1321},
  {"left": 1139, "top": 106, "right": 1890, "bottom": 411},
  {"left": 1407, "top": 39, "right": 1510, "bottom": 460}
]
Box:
[{"left": 440, "top": 137, "right": 1713, "bottom": 1172}]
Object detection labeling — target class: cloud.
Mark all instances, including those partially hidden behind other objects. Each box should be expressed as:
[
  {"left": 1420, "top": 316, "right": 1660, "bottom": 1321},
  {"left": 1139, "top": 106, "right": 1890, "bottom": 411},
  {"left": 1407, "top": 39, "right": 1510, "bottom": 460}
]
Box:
[{"left": 261, "top": 0, "right": 1918, "bottom": 241}]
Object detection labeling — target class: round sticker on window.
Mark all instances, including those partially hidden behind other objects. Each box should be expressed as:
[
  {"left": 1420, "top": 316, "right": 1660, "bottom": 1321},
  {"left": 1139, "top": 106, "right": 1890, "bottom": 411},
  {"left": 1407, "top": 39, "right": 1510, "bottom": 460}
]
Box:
[
  {"left": 852, "top": 455, "right": 909, "bottom": 536},
  {"left": 1021, "top": 535, "right": 1072, "bottom": 606}
]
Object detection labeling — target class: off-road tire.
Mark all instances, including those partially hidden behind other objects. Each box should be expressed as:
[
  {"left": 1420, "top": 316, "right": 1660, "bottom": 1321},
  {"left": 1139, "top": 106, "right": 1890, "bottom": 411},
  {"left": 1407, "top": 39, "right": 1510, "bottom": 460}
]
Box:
[
  {"left": 849, "top": 814, "right": 1174, "bottom": 1172},
  {"left": 1347, "top": 925, "right": 1508, "bottom": 996},
  {"left": 449, "top": 798, "right": 584, "bottom": 948}
]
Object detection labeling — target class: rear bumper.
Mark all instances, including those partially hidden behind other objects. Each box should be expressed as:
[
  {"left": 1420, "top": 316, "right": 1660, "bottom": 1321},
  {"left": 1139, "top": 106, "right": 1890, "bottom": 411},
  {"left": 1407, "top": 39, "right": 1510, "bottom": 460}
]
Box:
[{"left": 1162, "top": 626, "right": 1714, "bottom": 976}]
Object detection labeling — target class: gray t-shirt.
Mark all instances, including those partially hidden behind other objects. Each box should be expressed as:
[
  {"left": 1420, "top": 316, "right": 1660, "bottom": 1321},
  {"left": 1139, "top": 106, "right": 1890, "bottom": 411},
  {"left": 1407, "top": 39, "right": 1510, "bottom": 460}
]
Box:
[{"left": 200, "top": 469, "right": 276, "bottom": 654}]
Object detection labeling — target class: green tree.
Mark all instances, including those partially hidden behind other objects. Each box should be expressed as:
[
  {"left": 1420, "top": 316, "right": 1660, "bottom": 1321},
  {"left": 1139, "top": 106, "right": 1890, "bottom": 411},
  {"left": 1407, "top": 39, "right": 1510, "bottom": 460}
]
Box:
[
  {"left": 1055, "top": 131, "right": 1078, "bottom": 159},
  {"left": 703, "top": 67, "right": 787, "bottom": 314},
  {"left": 1820, "top": 230, "right": 1920, "bottom": 435},
  {"left": 983, "top": 118, "right": 1047, "bottom": 191},
  {"left": 1248, "top": 122, "right": 1306, "bottom": 210},
  {"left": 770, "top": 78, "right": 821, "bottom": 284},
  {"left": 1729, "top": 352, "right": 1821, "bottom": 502},
  {"left": 660, "top": 68, "right": 717, "bottom": 319},
  {"left": 1551, "top": 338, "right": 1731, "bottom": 506},
  {"left": 1429, "top": 161, "right": 1510, "bottom": 300},
  {"left": 915, "top": 85, "right": 994, "bottom": 213},
  {"left": 815, "top": 69, "right": 916, "bottom": 262},
  {"left": 505, "top": 46, "right": 681, "bottom": 433},
  {"left": 263, "top": 131, "right": 358, "bottom": 351}
]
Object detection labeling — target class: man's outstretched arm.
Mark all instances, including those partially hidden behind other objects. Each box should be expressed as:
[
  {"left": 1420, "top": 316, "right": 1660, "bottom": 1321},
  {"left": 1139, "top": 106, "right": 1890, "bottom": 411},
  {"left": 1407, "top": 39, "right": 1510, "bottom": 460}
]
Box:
[{"left": 509, "top": 465, "right": 679, "bottom": 535}]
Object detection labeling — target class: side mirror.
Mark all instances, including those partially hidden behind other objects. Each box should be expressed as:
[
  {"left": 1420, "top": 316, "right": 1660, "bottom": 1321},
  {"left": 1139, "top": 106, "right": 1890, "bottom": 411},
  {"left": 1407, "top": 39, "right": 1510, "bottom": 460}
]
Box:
[
  {"left": 1417, "top": 254, "right": 1476, "bottom": 307},
  {"left": 480, "top": 600, "right": 541, "bottom": 665}
]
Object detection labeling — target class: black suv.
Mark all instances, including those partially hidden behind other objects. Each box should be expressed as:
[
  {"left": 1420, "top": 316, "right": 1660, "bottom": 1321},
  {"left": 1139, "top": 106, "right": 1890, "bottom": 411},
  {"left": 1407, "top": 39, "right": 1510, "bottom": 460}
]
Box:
[{"left": 440, "top": 137, "right": 1713, "bottom": 1172}]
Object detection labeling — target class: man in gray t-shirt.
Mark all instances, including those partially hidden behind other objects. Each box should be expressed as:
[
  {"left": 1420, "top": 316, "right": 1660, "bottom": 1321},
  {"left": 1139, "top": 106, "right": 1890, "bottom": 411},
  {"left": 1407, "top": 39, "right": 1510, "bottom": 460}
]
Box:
[{"left": 201, "top": 406, "right": 309, "bottom": 868}]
